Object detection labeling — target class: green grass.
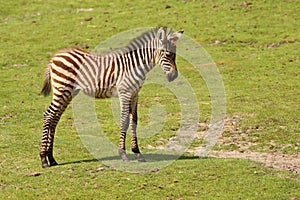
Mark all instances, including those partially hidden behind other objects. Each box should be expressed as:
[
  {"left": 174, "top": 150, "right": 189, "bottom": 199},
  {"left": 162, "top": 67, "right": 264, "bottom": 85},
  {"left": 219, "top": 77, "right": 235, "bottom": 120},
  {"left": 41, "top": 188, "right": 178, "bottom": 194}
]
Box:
[
  {"left": 1, "top": 158, "right": 299, "bottom": 199},
  {"left": 1, "top": 0, "right": 299, "bottom": 199}
]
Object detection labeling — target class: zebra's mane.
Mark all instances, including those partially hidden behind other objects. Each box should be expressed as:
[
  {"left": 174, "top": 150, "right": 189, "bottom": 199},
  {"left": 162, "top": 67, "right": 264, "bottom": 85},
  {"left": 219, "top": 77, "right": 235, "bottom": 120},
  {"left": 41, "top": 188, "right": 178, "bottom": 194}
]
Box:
[
  {"left": 125, "top": 27, "right": 173, "bottom": 51},
  {"left": 94, "top": 27, "right": 174, "bottom": 55}
]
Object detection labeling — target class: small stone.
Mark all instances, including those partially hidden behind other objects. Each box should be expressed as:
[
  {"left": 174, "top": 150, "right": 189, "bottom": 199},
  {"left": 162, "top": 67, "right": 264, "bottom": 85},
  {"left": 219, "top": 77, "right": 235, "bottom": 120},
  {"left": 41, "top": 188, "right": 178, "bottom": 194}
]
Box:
[
  {"left": 93, "top": 184, "right": 101, "bottom": 189},
  {"left": 84, "top": 17, "right": 93, "bottom": 21},
  {"left": 26, "top": 172, "right": 42, "bottom": 177}
]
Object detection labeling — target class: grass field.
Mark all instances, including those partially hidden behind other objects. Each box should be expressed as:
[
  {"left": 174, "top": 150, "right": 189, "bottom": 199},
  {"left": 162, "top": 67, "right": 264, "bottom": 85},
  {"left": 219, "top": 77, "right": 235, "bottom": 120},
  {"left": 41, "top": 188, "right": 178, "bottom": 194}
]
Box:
[{"left": 1, "top": 0, "right": 299, "bottom": 199}]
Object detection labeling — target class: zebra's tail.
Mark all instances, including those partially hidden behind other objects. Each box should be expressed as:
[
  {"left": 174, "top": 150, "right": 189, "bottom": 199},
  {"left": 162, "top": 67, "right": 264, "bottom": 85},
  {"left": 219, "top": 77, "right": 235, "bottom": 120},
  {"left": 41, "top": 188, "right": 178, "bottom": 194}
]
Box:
[{"left": 41, "top": 65, "right": 51, "bottom": 97}]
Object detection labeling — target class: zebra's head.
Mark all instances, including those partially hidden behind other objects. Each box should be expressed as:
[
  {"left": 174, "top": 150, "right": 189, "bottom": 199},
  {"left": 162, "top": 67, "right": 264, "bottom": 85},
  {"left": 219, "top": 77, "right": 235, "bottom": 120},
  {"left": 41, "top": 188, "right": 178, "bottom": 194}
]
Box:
[{"left": 155, "top": 28, "right": 184, "bottom": 82}]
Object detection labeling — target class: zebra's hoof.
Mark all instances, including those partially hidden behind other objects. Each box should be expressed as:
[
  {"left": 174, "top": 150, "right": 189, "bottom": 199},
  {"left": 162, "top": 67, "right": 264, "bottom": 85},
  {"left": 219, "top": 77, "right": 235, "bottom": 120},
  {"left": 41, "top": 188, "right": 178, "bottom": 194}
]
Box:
[
  {"left": 135, "top": 153, "right": 146, "bottom": 162},
  {"left": 119, "top": 148, "right": 130, "bottom": 162},
  {"left": 41, "top": 156, "right": 49, "bottom": 168},
  {"left": 48, "top": 156, "right": 58, "bottom": 166},
  {"left": 50, "top": 161, "right": 58, "bottom": 166},
  {"left": 42, "top": 162, "right": 49, "bottom": 168}
]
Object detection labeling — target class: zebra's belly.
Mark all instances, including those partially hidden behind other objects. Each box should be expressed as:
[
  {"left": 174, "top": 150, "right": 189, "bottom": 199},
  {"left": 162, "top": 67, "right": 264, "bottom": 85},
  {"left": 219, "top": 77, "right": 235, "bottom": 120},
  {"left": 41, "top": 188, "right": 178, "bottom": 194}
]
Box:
[{"left": 93, "top": 87, "right": 118, "bottom": 98}]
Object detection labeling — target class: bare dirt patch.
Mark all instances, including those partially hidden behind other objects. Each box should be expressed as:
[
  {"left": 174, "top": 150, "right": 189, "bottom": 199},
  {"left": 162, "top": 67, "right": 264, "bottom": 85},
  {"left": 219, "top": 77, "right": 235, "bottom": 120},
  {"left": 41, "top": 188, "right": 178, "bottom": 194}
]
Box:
[
  {"left": 209, "top": 150, "right": 300, "bottom": 174},
  {"left": 147, "top": 114, "right": 300, "bottom": 175},
  {"left": 190, "top": 115, "right": 300, "bottom": 174}
]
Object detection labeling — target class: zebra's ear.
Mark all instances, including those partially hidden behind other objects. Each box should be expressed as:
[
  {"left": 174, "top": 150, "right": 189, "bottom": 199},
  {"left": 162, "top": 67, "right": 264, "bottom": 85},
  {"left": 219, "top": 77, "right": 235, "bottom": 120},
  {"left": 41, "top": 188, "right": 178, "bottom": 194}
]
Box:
[
  {"left": 167, "top": 30, "right": 184, "bottom": 43},
  {"left": 157, "top": 27, "right": 167, "bottom": 40}
]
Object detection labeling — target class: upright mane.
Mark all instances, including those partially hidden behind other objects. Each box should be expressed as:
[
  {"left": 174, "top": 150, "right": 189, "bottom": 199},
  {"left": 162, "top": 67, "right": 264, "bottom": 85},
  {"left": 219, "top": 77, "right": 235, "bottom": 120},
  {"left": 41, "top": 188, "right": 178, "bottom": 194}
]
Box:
[
  {"left": 125, "top": 27, "right": 173, "bottom": 51},
  {"left": 94, "top": 27, "right": 174, "bottom": 55}
]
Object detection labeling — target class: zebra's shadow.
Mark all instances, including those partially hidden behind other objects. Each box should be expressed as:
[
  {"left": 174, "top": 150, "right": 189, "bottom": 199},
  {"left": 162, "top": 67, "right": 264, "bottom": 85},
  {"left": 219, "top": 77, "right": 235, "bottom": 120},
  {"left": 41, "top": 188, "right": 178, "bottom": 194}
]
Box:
[{"left": 58, "top": 153, "right": 200, "bottom": 166}]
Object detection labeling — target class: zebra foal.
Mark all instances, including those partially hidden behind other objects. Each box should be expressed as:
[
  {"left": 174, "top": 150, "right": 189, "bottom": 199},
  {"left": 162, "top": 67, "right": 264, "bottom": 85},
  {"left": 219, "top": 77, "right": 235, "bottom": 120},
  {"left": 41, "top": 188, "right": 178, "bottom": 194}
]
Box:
[{"left": 40, "top": 27, "right": 183, "bottom": 168}]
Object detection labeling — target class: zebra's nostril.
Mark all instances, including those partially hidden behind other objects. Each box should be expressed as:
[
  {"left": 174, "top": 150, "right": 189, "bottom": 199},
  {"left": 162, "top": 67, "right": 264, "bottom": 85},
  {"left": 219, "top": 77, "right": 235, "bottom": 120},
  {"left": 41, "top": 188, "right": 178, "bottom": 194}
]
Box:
[{"left": 167, "top": 70, "right": 178, "bottom": 82}]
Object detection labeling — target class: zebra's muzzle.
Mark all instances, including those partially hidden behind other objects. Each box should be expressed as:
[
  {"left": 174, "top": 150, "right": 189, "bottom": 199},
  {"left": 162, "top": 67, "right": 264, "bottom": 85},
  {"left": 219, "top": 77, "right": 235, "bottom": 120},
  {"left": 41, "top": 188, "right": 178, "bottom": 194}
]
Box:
[{"left": 167, "top": 70, "right": 178, "bottom": 82}]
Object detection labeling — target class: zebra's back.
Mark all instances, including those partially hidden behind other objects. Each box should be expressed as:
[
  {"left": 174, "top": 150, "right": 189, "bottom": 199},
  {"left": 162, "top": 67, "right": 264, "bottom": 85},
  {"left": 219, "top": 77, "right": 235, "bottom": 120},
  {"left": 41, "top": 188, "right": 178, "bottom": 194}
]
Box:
[{"left": 45, "top": 47, "right": 120, "bottom": 99}]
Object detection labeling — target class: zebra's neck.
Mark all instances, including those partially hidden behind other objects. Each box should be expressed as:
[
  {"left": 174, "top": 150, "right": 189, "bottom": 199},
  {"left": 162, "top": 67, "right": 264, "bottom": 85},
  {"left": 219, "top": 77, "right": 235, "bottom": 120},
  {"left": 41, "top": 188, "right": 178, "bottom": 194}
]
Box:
[{"left": 115, "top": 38, "right": 159, "bottom": 78}]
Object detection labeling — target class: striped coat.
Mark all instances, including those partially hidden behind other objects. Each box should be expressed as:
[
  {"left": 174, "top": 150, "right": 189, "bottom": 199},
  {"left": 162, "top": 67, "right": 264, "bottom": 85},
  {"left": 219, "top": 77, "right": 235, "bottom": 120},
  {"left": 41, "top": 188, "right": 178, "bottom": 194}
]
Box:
[{"left": 40, "top": 27, "right": 183, "bottom": 168}]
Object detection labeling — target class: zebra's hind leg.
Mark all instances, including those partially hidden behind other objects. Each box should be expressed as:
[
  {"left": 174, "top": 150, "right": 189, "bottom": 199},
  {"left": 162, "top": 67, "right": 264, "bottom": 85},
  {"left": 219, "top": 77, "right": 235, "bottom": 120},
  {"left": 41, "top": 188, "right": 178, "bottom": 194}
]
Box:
[
  {"left": 40, "top": 94, "right": 72, "bottom": 168},
  {"left": 46, "top": 125, "right": 58, "bottom": 167},
  {"left": 40, "top": 108, "right": 54, "bottom": 168},
  {"left": 131, "top": 137, "right": 146, "bottom": 162},
  {"left": 40, "top": 108, "right": 61, "bottom": 168},
  {"left": 47, "top": 103, "right": 70, "bottom": 166}
]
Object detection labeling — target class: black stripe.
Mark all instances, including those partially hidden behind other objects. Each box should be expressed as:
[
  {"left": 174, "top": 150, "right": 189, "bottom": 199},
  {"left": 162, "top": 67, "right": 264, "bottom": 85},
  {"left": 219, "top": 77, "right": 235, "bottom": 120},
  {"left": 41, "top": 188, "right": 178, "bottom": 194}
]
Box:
[
  {"left": 52, "top": 78, "right": 74, "bottom": 89},
  {"left": 59, "top": 55, "right": 80, "bottom": 71},
  {"left": 52, "top": 60, "right": 77, "bottom": 79}
]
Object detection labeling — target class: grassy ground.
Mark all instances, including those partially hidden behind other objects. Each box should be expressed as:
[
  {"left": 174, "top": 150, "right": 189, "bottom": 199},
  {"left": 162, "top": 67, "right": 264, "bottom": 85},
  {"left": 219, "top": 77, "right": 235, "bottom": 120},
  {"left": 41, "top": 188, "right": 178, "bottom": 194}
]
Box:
[{"left": 1, "top": 0, "right": 299, "bottom": 199}]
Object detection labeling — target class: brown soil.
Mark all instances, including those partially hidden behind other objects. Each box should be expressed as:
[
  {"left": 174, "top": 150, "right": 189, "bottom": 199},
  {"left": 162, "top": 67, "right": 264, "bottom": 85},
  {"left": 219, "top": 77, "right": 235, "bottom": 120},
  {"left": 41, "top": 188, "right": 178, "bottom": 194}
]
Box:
[
  {"left": 192, "top": 115, "right": 300, "bottom": 175},
  {"left": 148, "top": 114, "right": 300, "bottom": 176},
  {"left": 209, "top": 150, "right": 300, "bottom": 174}
]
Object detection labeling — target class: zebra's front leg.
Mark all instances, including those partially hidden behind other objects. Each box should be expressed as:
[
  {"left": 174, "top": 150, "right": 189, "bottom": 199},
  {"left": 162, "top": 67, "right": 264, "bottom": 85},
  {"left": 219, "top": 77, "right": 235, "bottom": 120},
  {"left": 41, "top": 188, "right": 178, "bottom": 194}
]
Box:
[
  {"left": 118, "top": 98, "right": 130, "bottom": 162},
  {"left": 130, "top": 95, "right": 145, "bottom": 162},
  {"left": 118, "top": 132, "right": 129, "bottom": 162}
]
